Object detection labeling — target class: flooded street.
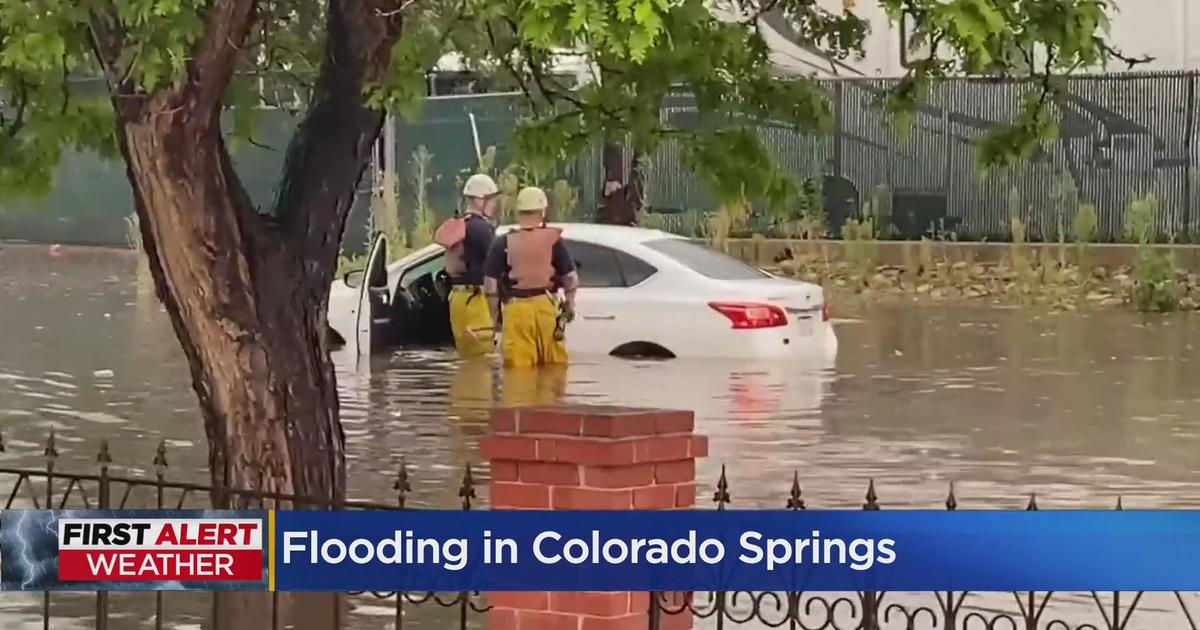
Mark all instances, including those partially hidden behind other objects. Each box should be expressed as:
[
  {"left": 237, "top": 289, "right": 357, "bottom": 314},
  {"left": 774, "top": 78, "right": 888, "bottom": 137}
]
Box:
[
  {"left": 3, "top": 245, "right": 1200, "bottom": 628},
  {"left": 3, "top": 245, "right": 1198, "bottom": 510}
]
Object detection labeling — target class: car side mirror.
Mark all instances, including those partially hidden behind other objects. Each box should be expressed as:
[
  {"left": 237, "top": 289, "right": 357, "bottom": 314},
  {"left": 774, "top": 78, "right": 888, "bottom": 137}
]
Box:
[{"left": 344, "top": 269, "right": 365, "bottom": 289}]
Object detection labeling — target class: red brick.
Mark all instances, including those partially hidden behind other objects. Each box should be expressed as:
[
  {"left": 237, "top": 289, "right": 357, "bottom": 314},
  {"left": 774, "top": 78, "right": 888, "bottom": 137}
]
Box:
[
  {"left": 689, "top": 435, "right": 709, "bottom": 458},
  {"left": 552, "top": 487, "right": 633, "bottom": 510},
  {"left": 581, "top": 464, "right": 653, "bottom": 489},
  {"left": 634, "top": 437, "right": 690, "bottom": 464},
  {"left": 632, "top": 485, "right": 676, "bottom": 509},
  {"left": 536, "top": 438, "right": 560, "bottom": 462},
  {"left": 654, "top": 461, "right": 695, "bottom": 484},
  {"left": 553, "top": 440, "right": 637, "bottom": 466},
  {"left": 490, "top": 408, "right": 517, "bottom": 432},
  {"left": 490, "top": 608, "right": 517, "bottom": 630},
  {"left": 581, "top": 413, "right": 657, "bottom": 438},
  {"left": 516, "top": 610, "right": 580, "bottom": 630},
  {"left": 550, "top": 592, "right": 629, "bottom": 617},
  {"left": 653, "top": 411, "right": 695, "bottom": 435},
  {"left": 481, "top": 436, "right": 539, "bottom": 462},
  {"left": 520, "top": 462, "right": 580, "bottom": 486},
  {"left": 674, "top": 483, "right": 697, "bottom": 508},
  {"left": 491, "top": 482, "right": 550, "bottom": 509},
  {"left": 491, "top": 461, "right": 519, "bottom": 482},
  {"left": 628, "top": 592, "right": 649, "bottom": 614},
  {"left": 489, "top": 591, "right": 550, "bottom": 610},
  {"left": 519, "top": 409, "right": 583, "bottom": 436},
  {"left": 580, "top": 613, "right": 648, "bottom": 630}
]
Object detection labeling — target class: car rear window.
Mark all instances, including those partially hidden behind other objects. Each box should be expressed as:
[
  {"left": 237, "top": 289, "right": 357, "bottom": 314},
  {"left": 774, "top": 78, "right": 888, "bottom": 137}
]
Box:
[{"left": 643, "top": 238, "right": 770, "bottom": 280}]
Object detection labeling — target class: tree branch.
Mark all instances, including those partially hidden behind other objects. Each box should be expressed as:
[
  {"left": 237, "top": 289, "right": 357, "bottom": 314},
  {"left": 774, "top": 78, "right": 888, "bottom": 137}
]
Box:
[
  {"left": 1100, "top": 43, "right": 1155, "bottom": 70},
  {"left": 187, "top": 0, "right": 260, "bottom": 118},
  {"left": 271, "top": 0, "right": 405, "bottom": 263}
]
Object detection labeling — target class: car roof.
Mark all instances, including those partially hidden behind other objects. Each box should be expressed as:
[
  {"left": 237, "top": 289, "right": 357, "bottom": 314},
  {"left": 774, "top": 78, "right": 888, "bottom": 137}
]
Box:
[{"left": 496, "top": 222, "right": 686, "bottom": 249}]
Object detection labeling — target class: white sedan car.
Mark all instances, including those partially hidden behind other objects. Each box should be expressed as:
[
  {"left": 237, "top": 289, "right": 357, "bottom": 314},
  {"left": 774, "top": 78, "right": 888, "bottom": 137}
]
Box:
[{"left": 328, "top": 223, "right": 837, "bottom": 361}]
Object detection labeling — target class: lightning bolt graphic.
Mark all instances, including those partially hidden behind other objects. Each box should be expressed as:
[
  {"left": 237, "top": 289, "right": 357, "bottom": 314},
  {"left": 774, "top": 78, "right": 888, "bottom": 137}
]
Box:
[{"left": 12, "top": 510, "right": 40, "bottom": 589}]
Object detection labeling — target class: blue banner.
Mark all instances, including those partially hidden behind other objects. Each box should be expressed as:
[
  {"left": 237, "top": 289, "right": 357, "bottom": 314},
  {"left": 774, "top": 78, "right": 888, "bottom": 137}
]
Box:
[{"left": 273, "top": 510, "right": 1200, "bottom": 592}]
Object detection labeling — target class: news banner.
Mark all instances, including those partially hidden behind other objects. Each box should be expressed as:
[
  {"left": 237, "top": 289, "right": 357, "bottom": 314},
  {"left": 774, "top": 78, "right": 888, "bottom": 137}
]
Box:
[{"left": 1, "top": 509, "right": 1199, "bottom": 592}]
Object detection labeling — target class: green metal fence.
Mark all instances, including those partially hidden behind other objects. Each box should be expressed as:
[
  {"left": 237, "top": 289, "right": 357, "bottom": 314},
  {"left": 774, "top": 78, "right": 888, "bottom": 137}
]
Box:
[{"left": 4, "top": 71, "right": 1197, "bottom": 247}]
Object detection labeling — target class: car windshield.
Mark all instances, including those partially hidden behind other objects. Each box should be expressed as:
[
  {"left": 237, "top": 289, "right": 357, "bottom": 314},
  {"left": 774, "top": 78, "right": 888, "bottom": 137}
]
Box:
[{"left": 643, "top": 238, "right": 770, "bottom": 280}]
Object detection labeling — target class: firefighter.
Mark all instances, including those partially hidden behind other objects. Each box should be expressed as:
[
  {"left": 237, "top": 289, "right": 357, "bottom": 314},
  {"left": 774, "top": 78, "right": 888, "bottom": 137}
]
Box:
[
  {"left": 483, "top": 186, "right": 578, "bottom": 368},
  {"left": 435, "top": 173, "right": 499, "bottom": 358}
]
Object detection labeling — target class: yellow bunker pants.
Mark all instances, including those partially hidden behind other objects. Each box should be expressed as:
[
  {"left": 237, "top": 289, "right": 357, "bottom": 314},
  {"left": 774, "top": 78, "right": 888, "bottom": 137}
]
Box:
[
  {"left": 449, "top": 286, "right": 494, "bottom": 358},
  {"left": 500, "top": 294, "right": 568, "bottom": 368}
]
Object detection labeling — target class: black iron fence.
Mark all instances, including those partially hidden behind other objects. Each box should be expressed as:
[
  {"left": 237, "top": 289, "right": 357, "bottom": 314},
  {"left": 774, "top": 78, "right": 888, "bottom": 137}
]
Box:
[
  {"left": 0, "top": 432, "right": 489, "bottom": 630},
  {"left": 1, "top": 435, "right": 1198, "bottom": 630},
  {"left": 647, "top": 467, "right": 1200, "bottom": 630}
]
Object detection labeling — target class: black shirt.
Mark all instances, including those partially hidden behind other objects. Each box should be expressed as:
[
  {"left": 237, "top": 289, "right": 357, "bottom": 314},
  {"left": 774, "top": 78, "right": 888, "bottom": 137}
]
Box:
[
  {"left": 458, "top": 214, "right": 495, "bottom": 285},
  {"left": 484, "top": 231, "right": 576, "bottom": 296}
]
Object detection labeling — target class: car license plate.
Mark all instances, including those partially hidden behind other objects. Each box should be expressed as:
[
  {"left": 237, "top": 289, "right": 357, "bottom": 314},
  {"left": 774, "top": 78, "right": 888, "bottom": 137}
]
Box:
[{"left": 794, "top": 316, "right": 815, "bottom": 336}]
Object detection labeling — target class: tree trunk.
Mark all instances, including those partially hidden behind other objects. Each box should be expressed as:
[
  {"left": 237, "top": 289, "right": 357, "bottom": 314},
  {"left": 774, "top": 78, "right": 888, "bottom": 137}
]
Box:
[
  {"left": 117, "top": 111, "right": 348, "bottom": 505},
  {"left": 102, "top": 0, "right": 402, "bottom": 506}
]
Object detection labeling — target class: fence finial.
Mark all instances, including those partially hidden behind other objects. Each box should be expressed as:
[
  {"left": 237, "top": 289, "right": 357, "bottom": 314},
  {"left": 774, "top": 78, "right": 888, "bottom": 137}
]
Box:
[
  {"left": 863, "top": 478, "right": 880, "bottom": 510},
  {"left": 97, "top": 440, "right": 112, "bottom": 466},
  {"left": 154, "top": 440, "right": 168, "bottom": 473},
  {"left": 44, "top": 430, "right": 58, "bottom": 460},
  {"left": 459, "top": 464, "right": 476, "bottom": 511},
  {"left": 712, "top": 465, "right": 731, "bottom": 510},
  {"left": 786, "top": 471, "right": 805, "bottom": 510},
  {"left": 945, "top": 481, "right": 958, "bottom": 511},
  {"left": 1026, "top": 492, "right": 1038, "bottom": 511},
  {"left": 394, "top": 459, "right": 412, "bottom": 509}
]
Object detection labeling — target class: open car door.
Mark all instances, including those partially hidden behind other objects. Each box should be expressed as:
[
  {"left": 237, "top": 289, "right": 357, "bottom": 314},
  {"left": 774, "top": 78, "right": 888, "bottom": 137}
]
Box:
[{"left": 353, "top": 234, "right": 390, "bottom": 356}]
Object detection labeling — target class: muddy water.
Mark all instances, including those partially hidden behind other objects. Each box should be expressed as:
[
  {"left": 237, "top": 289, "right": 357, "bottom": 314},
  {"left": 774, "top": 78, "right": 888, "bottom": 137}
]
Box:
[{"left": 2, "top": 245, "right": 1200, "bottom": 628}]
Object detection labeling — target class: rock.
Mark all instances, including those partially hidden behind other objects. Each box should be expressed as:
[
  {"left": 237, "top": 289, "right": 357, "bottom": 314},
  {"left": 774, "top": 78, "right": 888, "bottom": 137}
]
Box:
[
  {"left": 965, "top": 285, "right": 989, "bottom": 299},
  {"left": 1100, "top": 297, "right": 1124, "bottom": 308},
  {"left": 916, "top": 283, "right": 932, "bottom": 295},
  {"left": 1180, "top": 297, "right": 1200, "bottom": 311},
  {"left": 951, "top": 261, "right": 969, "bottom": 271},
  {"left": 1091, "top": 266, "right": 1108, "bottom": 280},
  {"left": 969, "top": 264, "right": 987, "bottom": 277},
  {"left": 1086, "top": 290, "right": 1112, "bottom": 302},
  {"left": 881, "top": 267, "right": 903, "bottom": 278},
  {"left": 1113, "top": 273, "right": 1132, "bottom": 288},
  {"left": 870, "top": 273, "right": 895, "bottom": 289}
]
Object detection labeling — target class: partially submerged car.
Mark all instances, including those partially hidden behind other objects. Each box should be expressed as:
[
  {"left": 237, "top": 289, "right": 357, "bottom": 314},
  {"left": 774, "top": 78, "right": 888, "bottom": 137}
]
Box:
[{"left": 328, "top": 224, "right": 837, "bottom": 361}]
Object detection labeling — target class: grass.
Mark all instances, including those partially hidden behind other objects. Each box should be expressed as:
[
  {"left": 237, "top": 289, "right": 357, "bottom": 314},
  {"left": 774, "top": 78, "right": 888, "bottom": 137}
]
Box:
[{"left": 1125, "top": 193, "right": 1182, "bottom": 312}]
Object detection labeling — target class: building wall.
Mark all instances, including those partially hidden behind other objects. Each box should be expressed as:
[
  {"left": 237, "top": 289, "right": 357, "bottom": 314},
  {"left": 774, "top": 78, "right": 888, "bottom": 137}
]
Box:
[{"left": 767, "top": 0, "right": 1200, "bottom": 79}]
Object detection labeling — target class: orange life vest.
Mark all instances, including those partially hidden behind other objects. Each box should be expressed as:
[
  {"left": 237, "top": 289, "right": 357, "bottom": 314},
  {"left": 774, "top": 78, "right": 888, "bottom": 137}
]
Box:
[
  {"left": 506, "top": 226, "right": 562, "bottom": 291},
  {"left": 435, "top": 216, "right": 468, "bottom": 277}
]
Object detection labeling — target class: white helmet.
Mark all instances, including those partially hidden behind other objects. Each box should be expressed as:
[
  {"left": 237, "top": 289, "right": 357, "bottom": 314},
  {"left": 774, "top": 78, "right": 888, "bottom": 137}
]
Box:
[
  {"left": 462, "top": 173, "right": 499, "bottom": 198},
  {"left": 515, "top": 187, "right": 548, "bottom": 212}
]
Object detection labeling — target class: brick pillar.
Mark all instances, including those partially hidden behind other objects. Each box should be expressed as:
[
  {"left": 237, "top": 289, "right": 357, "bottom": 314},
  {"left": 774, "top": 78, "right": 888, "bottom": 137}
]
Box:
[{"left": 481, "top": 405, "right": 706, "bottom": 630}]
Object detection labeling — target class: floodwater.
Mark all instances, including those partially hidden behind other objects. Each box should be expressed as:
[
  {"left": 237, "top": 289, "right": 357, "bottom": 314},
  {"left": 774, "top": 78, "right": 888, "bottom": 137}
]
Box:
[{"left": 2, "top": 244, "right": 1199, "bottom": 629}]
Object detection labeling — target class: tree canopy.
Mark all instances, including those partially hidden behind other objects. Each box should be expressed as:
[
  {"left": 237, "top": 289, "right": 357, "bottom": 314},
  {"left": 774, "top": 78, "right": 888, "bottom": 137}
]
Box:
[{"left": 1, "top": 0, "right": 1146, "bottom": 212}]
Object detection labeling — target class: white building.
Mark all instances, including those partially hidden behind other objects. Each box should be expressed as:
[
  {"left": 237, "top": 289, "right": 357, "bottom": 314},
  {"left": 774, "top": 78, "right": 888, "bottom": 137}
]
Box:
[{"left": 759, "top": 0, "right": 1200, "bottom": 78}]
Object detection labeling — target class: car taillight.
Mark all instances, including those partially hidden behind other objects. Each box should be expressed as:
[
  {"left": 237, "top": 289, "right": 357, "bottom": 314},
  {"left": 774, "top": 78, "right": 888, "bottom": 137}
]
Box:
[
  {"left": 708, "top": 302, "right": 788, "bottom": 329},
  {"left": 822, "top": 302, "right": 830, "bottom": 321}
]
